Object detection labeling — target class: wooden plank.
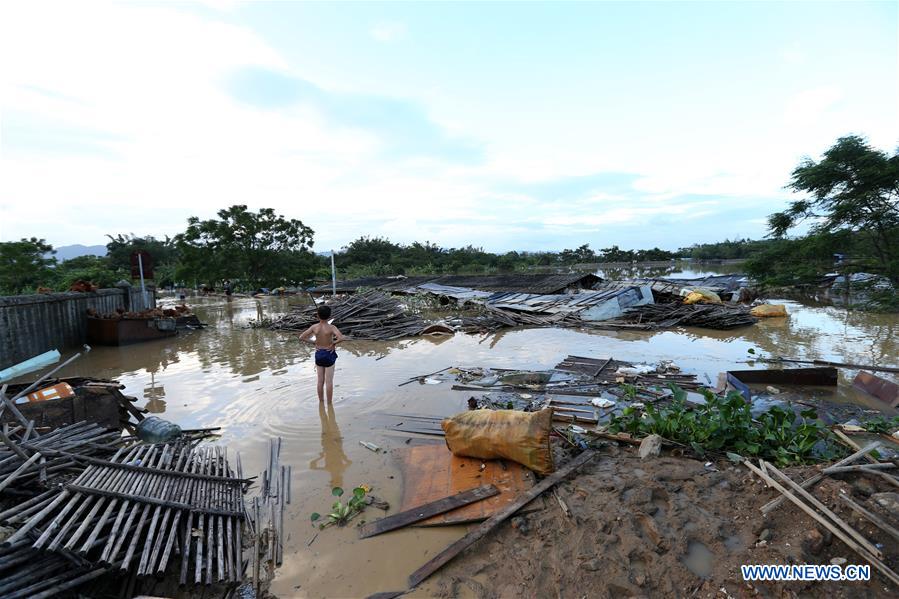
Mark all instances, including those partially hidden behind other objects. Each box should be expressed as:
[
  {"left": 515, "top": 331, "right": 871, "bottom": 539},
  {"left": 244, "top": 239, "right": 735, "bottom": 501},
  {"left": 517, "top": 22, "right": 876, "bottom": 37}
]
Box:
[
  {"left": 358, "top": 485, "right": 499, "bottom": 539},
  {"left": 407, "top": 450, "right": 595, "bottom": 587},
  {"left": 396, "top": 444, "right": 535, "bottom": 525}
]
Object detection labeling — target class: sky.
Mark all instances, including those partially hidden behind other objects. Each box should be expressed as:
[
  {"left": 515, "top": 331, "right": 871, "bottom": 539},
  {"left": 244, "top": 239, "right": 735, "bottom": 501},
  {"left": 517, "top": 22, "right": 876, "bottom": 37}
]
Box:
[{"left": 0, "top": 0, "right": 896, "bottom": 253}]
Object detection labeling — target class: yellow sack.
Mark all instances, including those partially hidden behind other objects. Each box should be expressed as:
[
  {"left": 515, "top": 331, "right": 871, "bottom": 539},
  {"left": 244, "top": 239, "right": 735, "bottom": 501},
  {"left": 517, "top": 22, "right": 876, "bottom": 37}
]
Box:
[
  {"left": 683, "top": 288, "right": 722, "bottom": 304},
  {"left": 442, "top": 408, "right": 554, "bottom": 474},
  {"left": 750, "top": 304, "right": 788, "bottom": 317}
]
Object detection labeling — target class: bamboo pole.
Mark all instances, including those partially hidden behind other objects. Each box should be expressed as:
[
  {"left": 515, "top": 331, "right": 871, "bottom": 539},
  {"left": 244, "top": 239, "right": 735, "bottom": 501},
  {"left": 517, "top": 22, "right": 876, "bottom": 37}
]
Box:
[{"left": 744, "top": 460, "right": 899, "bottom": 587}]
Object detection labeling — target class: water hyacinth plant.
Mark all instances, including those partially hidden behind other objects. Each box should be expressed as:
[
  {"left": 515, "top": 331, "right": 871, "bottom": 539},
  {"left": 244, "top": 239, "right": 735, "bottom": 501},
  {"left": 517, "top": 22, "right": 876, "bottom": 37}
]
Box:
[
  {"left": 608, "top": 384, "right": 843, "bottom": 466},
  {"left": 310, "top": 486, "right": 368, "bottom": 529}
]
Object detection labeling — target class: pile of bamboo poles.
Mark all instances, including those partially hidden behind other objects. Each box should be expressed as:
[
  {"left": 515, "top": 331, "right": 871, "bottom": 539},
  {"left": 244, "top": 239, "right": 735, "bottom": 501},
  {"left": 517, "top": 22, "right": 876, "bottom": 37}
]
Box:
[
  {"left": 454, "top": 305, "right": 583, "bottom": 333},
  {"left": 2, "top": 441, "right": 247, "bottom": 582},
  {"left": 268, "top": 292, "right": 428, "bottom": 340},
  {"left": 0, "top": 439, "right": 251, "bottom": 595},
  {"left": 601, "top": 302, "right": 758, "bottom": 330},
  {"left": 0, "top": 421, "right": 126, "bottom": 495},
  {"left": 249, "top": 436, "right": 289, "bottom": 597}
]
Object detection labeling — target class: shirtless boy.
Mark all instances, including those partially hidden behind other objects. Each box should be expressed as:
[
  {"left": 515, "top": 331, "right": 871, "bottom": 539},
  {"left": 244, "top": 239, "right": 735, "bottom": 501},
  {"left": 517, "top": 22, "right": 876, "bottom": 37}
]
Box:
[{"left": 298, "top": 305, "right": 346, "bottom": 402}]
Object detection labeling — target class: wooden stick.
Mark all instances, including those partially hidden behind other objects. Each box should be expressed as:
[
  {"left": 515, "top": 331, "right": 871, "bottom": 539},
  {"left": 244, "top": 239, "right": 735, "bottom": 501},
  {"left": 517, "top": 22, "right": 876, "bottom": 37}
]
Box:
[
  {"left": 0, "top": 451, "right": 42, "bottom": 493},
  {"left": 762, "top": 460, "right": 882, "bottom": 559},
  {"left": 744, "top": 460, "right": 899, "bottom": 587},
  {"left": 760, "top": 441, "right": 881, "bottom": 514},
  {"left": 833, "top": 429, "right": 879, "bottom": 464},
  {"left": 762, "top": 357, "right": 899, "bottom": 374},
  {"left": 407, "top": 451, "right": 595, "bottom": 588},
  {"left": 839, "top": 494, "right": 899, "bottom": 543},
  {"left": 824, "top": 463, "right": 896, "bottom": 474}
]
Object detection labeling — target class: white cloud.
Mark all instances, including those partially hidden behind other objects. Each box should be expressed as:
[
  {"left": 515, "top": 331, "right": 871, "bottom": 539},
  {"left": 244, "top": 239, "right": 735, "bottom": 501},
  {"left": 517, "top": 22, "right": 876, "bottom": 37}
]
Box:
[{"left": 369, "top": 21, "right": 407, "bottom": 43}]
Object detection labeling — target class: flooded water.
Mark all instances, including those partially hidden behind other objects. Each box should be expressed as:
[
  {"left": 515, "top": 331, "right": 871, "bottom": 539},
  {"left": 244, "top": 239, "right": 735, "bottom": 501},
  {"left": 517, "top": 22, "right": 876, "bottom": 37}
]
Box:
[{"left": 38, "top": 266, "right": 899, "bottom": 598}]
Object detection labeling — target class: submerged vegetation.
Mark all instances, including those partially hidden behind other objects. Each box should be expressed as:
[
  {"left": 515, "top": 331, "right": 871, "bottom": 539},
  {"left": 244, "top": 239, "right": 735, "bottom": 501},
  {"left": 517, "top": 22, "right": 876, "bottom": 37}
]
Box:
[{"left": 608, "top": 385, "right": 845, "bottom": 467}]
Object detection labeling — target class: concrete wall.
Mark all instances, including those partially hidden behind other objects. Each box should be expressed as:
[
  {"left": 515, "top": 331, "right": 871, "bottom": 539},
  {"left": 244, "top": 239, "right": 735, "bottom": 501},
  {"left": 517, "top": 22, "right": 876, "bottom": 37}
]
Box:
[{"left": 0, "top": 287, "right": 155, "bottom": 370}]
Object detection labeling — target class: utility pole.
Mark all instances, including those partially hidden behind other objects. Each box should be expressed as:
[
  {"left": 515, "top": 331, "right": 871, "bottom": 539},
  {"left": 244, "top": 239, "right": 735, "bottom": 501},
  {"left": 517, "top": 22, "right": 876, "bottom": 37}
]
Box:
[{"left": 331, "top": 250, "right": 337, "bottom": 297}]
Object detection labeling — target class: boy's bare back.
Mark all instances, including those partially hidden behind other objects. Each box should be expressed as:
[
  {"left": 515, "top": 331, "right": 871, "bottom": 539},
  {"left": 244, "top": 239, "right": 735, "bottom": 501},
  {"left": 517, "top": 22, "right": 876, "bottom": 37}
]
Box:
[{"left": 309, "top": 321, "right": 339, "bottom": 349}]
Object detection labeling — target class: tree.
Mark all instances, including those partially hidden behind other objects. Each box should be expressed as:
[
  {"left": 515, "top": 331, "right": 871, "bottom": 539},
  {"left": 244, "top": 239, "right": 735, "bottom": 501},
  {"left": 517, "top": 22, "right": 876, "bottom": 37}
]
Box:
[
  {"left": 769, "top": 135, "right": 899, "bottom": 281},
  {"left": 559, "top": 244, "right": 595, "bottom": 264},
  {"left": 176, "top": 205, "right": 315, "bottom": 288},
  {"left": 106, "top": 234, "right": 180, "bottom": 281},
  {"left": 0, "top": 238, "right": 56, "bottom": 294},
  {"left": 53, "top": 255, "right": 124, "bottom": 290}
]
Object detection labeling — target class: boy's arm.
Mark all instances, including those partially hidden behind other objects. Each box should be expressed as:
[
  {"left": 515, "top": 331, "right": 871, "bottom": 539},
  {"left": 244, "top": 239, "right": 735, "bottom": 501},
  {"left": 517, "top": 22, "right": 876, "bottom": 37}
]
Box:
[
  {"left": 298, "top": 325, "right": 316, "bottom": 344},
  {"left": 332, "top": 326, "right": 346, "bottom": 346}
]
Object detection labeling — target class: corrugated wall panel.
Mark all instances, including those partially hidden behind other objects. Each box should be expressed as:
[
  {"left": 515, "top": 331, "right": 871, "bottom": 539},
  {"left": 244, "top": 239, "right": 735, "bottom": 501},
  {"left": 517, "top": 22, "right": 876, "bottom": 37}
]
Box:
[{"left": 0, "top": 288, "right": 157, "bottom": 370}]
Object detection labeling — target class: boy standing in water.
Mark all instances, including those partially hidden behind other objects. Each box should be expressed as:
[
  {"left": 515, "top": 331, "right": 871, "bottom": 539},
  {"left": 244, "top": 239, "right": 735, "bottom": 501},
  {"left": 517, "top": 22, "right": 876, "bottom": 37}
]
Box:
[{"left": 298, "top": 305, "right": 345, "bottom": 402}]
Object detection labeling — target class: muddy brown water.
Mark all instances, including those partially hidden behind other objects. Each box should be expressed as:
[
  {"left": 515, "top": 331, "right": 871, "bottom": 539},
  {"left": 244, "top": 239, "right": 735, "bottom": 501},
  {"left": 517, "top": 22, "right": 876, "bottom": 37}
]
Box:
[{"left": 33, "top": 277, "right": 899, "bottom": 598}]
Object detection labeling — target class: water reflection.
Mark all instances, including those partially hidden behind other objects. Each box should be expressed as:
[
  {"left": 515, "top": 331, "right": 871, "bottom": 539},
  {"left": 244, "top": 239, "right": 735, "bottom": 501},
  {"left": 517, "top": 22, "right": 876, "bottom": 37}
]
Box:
[{"left": 310, "top": 402, "right": 352, "bottom": 489}]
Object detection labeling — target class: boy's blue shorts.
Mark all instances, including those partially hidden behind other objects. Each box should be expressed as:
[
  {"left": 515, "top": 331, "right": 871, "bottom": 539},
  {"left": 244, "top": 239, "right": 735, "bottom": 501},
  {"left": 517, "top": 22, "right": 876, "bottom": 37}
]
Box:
[{"left": 315, "top": 349, "right": 337, "bottom": 368}]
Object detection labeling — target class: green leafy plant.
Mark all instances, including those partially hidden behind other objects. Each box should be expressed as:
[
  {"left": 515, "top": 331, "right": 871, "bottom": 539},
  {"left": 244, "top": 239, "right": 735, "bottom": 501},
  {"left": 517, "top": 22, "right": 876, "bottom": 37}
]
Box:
[
  {"left": 310, "top": 486, "right": 368, "bottom": 529},
  {"left": 860, "top": 415, "right": 899, "bottom": 435},
  {"left": 608, "top": 384, "right": 843, "bottom": 466}
]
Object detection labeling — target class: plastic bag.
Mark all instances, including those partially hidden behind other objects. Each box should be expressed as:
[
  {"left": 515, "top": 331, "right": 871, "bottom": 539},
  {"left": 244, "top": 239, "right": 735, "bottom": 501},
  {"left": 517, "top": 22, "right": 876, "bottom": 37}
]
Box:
[
  {"left": 750, "top": 304, "right": 787, "bottom": 317},
  {"left": 442, "top": 408, "right": 554, "bottom": 474},
  {"left": 683, "top": 288, "right": 722, "bottom": 304},
  {"left": 136, "top": 416, "right": 182, "bottom": 443}
]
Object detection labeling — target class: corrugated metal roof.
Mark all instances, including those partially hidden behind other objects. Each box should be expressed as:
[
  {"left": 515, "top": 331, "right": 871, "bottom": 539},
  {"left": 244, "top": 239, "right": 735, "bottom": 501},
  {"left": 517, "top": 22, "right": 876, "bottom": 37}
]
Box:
[
  {"left": 485, "top": 285, "right": 653, "bottom": 316},
  {"left": 310, "top": 273, "right": 601, "bottom": 295}
]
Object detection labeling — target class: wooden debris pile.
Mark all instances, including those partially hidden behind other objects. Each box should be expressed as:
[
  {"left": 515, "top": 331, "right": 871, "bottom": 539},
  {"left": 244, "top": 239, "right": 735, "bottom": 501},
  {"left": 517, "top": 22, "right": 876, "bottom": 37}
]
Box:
[
  {"left": 746, "top": 440, "right": 899, "bottom": 588},
  {"left": 1, "top": 440, "right": 248, "bottom": 588},
  {"left": 0, "top": 383, "right": 287, "bottom": 597},
  {"left": 390, "top": 355, "right": 703, "bottom": 431},
  {"left": 267, "top": 292, "right": 428, "bottom": 340},
  {"left": 596, "top": 302, "right": 758, "bottom": 330},
  {"left": 452, "top": 305, "right": 583, "bottom": 334}
]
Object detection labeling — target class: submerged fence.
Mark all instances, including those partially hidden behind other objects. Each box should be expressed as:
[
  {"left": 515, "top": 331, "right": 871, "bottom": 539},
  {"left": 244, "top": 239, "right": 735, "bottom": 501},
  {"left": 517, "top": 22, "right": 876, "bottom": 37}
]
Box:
[{"left": 0, "top": 287, "right": 155, "bottom": 370}]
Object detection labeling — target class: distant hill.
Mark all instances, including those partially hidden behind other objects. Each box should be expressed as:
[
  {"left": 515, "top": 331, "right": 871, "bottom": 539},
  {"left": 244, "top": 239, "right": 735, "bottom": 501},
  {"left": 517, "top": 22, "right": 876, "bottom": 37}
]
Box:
[{"left": 53, "top": 244, "right": 107, "bottom": 261}]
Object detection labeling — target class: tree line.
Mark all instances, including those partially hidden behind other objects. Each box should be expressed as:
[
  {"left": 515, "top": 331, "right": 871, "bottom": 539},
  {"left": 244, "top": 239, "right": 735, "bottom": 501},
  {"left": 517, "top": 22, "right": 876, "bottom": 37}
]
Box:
[{"left": 1, "top": 135, "right": 896, "bottom": 295}]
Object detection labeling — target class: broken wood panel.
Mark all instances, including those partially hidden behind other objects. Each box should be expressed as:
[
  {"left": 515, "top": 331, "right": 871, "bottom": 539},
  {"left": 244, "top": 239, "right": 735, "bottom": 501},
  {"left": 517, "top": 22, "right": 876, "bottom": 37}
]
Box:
[
  {"left": 396, "top": 444, "right": 534, "bottom": 525},
  {"left": 407, "top": 450, "right": 596, "bottom": 588},
  {"left": 358, "top": 484, "right": 499, "bottom": 539}
]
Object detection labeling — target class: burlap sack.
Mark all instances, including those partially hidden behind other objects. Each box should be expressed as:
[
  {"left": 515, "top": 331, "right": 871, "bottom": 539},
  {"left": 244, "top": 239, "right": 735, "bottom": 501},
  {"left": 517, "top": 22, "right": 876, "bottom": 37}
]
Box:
[{"left": 441, "top": 408, "right": 554, "bottom": 475}]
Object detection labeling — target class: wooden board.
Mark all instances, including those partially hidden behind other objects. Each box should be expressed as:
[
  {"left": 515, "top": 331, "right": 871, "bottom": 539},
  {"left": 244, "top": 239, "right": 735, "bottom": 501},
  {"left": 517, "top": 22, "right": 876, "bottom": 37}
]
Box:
[
  {"left": 396, "top": 444, "right": 535, "bottom": 525},
  {"left": 358, "top": 484, "right": 499, "bottom": 538}
]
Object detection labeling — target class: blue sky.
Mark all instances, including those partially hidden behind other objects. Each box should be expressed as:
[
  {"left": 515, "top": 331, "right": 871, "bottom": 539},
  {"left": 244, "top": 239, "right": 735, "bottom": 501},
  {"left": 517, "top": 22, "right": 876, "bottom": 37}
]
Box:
[{"left": 1, "top": 0, "right": 896, "bottom": 252}]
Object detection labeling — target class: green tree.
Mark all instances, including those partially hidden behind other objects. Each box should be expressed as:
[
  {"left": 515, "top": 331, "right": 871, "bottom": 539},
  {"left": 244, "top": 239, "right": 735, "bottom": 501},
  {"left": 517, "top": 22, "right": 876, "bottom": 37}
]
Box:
[
  {"left": 559, "top": 244, "right": 595, "bottom": 264},
  {"left": 105, "top": 234, "right": 180, "bottom": 285},
  {"left": 0, "top": 238, "right": 56, "bottom": 294},
  {"left": 176, "top": 205, "right": 316, "bottom": 288},
  {"left": 769, "top": 135, "right": 899, "bottom": 281},
  {"left": 53, "top": 255, "right": 124, "bottom": 290}
]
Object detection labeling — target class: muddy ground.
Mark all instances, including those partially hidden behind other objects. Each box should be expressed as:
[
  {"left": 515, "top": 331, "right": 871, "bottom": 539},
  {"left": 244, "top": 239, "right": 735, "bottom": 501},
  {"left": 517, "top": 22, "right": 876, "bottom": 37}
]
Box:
[{"left": 429, "top": 444, "right": 898, "bottom": 599}]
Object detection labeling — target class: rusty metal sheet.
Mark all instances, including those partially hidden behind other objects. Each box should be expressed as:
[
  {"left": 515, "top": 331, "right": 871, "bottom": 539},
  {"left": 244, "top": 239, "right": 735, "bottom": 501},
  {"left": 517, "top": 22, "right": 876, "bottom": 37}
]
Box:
[
  {"left": 395, "top": 444, "right": 535, "bottom": 526},
  {"left": 853, "top": 371, "right": 899, "bottom": 408},
  {"left": 726, "top": 367, "right": 838, "bottom": 401}
]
